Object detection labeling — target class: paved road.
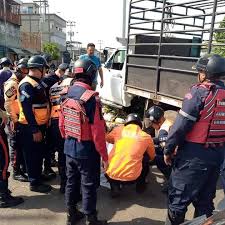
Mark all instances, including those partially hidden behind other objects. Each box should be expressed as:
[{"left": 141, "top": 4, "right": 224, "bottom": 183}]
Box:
[{"left": 1, "top": 166, "right": 224, "bottom": 225}]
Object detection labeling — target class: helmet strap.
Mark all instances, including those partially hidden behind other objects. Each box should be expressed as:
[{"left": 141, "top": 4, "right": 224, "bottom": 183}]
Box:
[
  {"left": 38, "top": 68, "right": 44, "bottom": 79},
  {"left": 15, "top": 71, "right": 24, "bottom": 81}
]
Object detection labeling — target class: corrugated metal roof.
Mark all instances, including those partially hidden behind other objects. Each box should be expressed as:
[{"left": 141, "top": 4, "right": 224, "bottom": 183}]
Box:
[{"left": 11, "top": 0, "right": 22, "bottom": 5}]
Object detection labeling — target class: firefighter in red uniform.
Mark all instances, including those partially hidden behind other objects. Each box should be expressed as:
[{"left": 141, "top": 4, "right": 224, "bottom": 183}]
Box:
[
  {"left": 164, "top": 54, "right": 225, "bottom": 225},
  {"left": 59, "top": 59, "right": 108, "bottom": 225}
]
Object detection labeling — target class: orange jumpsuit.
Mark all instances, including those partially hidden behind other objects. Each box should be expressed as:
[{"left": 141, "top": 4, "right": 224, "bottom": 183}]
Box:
[{"left": 106, "top": 124, "right": 155, "bottom": 181}]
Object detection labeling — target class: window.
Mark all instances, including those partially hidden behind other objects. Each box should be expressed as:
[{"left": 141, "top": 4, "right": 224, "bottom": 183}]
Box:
[
  {"left": 50, "top": 22, "right": 54, "bottom": 29},
  {"left": 106, "top": 50, "right": 126, "bottom": 71},
  {"left": 114, "top": 50, "right": 126, "bottom": 64},
  {"left": 28, "top": 7, "right": 33, "bottom": 14},
  {"left": 21, "top": 6, "right": 28, "bottom": 14}
]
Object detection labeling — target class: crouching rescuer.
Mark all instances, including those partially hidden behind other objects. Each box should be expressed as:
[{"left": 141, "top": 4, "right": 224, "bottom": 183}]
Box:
[
  {"left": 105, "top": 113, "right": 155, "bottom": 197},
  {"left": 59, "top": 59, "right": 108, "bottom": 225}
]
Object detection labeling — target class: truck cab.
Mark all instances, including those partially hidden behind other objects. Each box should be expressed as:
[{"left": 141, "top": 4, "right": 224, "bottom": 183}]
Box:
[{"left": 96, "top": 47, "right": 133, "bottom": 108}]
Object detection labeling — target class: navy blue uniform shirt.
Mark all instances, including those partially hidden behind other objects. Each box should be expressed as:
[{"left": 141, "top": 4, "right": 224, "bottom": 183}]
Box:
[
  {"left": 165, "top": 81, "right": 225, "bottom": 166},
  {"left": 19, "top": 74, "right": 59, "bottom": 133}
]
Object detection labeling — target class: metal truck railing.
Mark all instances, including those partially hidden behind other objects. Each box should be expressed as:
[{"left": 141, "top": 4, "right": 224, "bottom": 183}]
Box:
[{"left": 125, "top": 0, "right": 225, "bottom": 108}]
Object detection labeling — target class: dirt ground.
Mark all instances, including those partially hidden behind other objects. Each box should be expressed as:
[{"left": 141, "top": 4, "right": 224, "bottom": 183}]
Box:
[{"left": 0, "top": 166, "right": 224, "bottom": 225}]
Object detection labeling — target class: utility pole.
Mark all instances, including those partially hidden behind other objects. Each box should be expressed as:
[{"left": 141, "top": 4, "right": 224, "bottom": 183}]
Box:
[
  {"left": 122, "top": 0, "right": 127, "bottom": 38},
  {"left": 98, "top": 40, "right": 103, "bottom": 51},
  {"left": 67, "top": 21, "right": 76, "bottom": 60},
  {"left": 34, "top": 0, "right": 49, "bottom": 51},
  {"left": 97, "top": 40, "right": 103, "bottom": 58},
  {"left": 3, "top": 0, "right": 8, "bottom": 56}
]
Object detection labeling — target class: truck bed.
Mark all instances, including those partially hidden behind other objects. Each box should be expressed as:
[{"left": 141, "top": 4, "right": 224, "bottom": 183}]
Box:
[
  {"left": 125, "top": 0, "right": 225, "bottom": 108},
  {"left": 126, "top": 54, "right": 198, "bottom": 108}
]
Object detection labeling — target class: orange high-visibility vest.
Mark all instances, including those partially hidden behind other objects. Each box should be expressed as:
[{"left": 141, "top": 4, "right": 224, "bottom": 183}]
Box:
[{"left": 106, "top": 124, "right": 155, "bottom": 181}]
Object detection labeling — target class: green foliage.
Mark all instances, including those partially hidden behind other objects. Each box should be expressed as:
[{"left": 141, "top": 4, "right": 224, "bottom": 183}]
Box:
[
  {"left": 213, "top": 17, "right": 225, "bottom": 57},
  {"left": 43, "top": 42, "right": 60, "bottom": 60}
]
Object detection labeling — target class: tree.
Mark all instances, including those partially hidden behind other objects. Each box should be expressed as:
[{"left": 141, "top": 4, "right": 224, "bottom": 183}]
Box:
[
  {"left": 43, "top": 42, "right": 60, "bottom": 60},
  {"left": 213, "top": 17, "right": 225, "bottom": 57}
]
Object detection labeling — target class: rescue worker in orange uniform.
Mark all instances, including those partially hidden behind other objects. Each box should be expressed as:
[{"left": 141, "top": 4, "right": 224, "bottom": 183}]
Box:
[
  {"left": 164, "top": 54, "right": 225, "bottom": 225},
  {"left": 59, "top": 59, "right": 108, "bottom": 225},
  {"left": 17, "top": 55, "right": 61, "bottom": 193},
  {"left": 105, "top": 113, "right": 155, "bottom": 197},
  {"left": 48, "top": 63, "right": 73, "bottom": 193},
  {"left": 4, "top": 58, "right": 29, "bottom": 182}
]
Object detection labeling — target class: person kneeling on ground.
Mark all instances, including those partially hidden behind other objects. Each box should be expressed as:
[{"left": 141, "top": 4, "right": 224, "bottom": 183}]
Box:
[
  {"left": 145, "top": 106, "right": 176, "bottom": 192},
  {"left": 105, "top": 113, "right": 155, "bottom": 198}
]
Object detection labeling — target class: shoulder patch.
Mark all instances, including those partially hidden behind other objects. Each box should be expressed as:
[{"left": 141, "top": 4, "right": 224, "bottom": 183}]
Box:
[{"left": 5, "top": 86, "right": 17, "bottom": 98}]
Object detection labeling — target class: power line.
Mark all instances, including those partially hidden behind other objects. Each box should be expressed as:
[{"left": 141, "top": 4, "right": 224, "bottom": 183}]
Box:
[
  {"left": 34, "top": 0, "right": 49, "bottom": 18},
  {"left": 98, "top": 40, "right": 103, "bottom": 52},
  {"left": 66, "top": 21, "right": 76, "bottom": 60}
]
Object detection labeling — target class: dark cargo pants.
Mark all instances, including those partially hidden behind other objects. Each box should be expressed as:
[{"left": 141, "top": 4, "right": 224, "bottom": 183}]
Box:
[
  {"left": 0, "top": 129, "right": 9, "bottom": 194},
  {"left": 167, "top": 157, "right": 220, "bottom": 225},
  {"left": 65, "top": 153, "right": 100, "bottom": 215},
  {"left": 48, "top": 119, "right": 66, "bottom": 185},
  {"left": 5, "top": 122, "right": 25, "bottom": 173},
  {"left": 18, "top": 124, "right": 46, "bottom": 186}
]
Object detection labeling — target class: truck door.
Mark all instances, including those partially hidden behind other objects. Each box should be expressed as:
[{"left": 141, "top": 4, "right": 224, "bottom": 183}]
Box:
[{"left": 99, "top": 50, "right": 126, "bottom": 106}]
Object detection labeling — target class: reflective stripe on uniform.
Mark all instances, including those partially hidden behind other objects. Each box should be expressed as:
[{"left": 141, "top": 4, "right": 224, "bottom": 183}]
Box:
[
  {"left": 179, "top": 109, "right": 197, "bottom": 122},
  {"left": 204, "top": 89, "right": 219, "bottom": 108},
  {"left": 32, "top": 103, "right": 48, "bottom": 108},
  {"left": 41, "top": 81, "right": 48, "bottom": 88},
  {"left": 21, "top": 90, "right": 30, "bottom": 98}
]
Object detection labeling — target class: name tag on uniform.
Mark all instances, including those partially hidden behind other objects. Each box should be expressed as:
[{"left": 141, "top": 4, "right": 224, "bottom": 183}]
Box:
[{"left": 5, "top": 86, "right": 16, "bottom": 98}]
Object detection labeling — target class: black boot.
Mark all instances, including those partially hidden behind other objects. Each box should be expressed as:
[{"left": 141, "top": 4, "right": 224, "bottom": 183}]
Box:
[
  {"left": 59, "top": 166, "right": 67, "bottom": 194},
  {"left": 110, "top": 183, "right": 120, "bottom": 198},
  {"left": 30, "top": 183, "right": 52, "bottom": 193},
  {"left": 60, "top": 182, "right": 66, "bottom": 194},
  {"left": 86, "top": 213, "right": 108, "bottom": 225},
  {"left": 42, "top": 167, "right": 56, "bottom": 181},
  {"left": 66, "top": 207, "right": 84, "bottom": 225},
  {"left": 13, "top": 170, "right": 29, "bottom": 182},
  {"left": 136, "top": 181, "right": 147, "bottom": 194},
  {"left": 161, "top": 182, "right": 169, "bottom": 194},
  {"left": 0, "top": 192, "right": 24, "bottom": 208},
  {"left": 165, "top": 210, "right": 185, "bottom": 225},
  {"left": 51, "top": 158, "right": 58, "bottom": 167}
]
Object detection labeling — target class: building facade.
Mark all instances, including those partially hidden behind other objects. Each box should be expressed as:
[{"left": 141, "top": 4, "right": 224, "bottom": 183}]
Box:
[
  {"left": 66, "top": 41, "right": 82, "bottom": 60},
  {"left": 21, "top": 2, "right": 66, "bottom": 54},
  {"left": 0, "top": 0, "right": 24, "bottom": 59}
]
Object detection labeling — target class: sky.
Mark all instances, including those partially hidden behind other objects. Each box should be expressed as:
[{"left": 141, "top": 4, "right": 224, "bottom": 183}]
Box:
[
  {"left": 41, "top": 0, "right": 127, "bottom": 49},
  {"left": 22, "top": 0, "right": 223, "bottom": 50}
]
